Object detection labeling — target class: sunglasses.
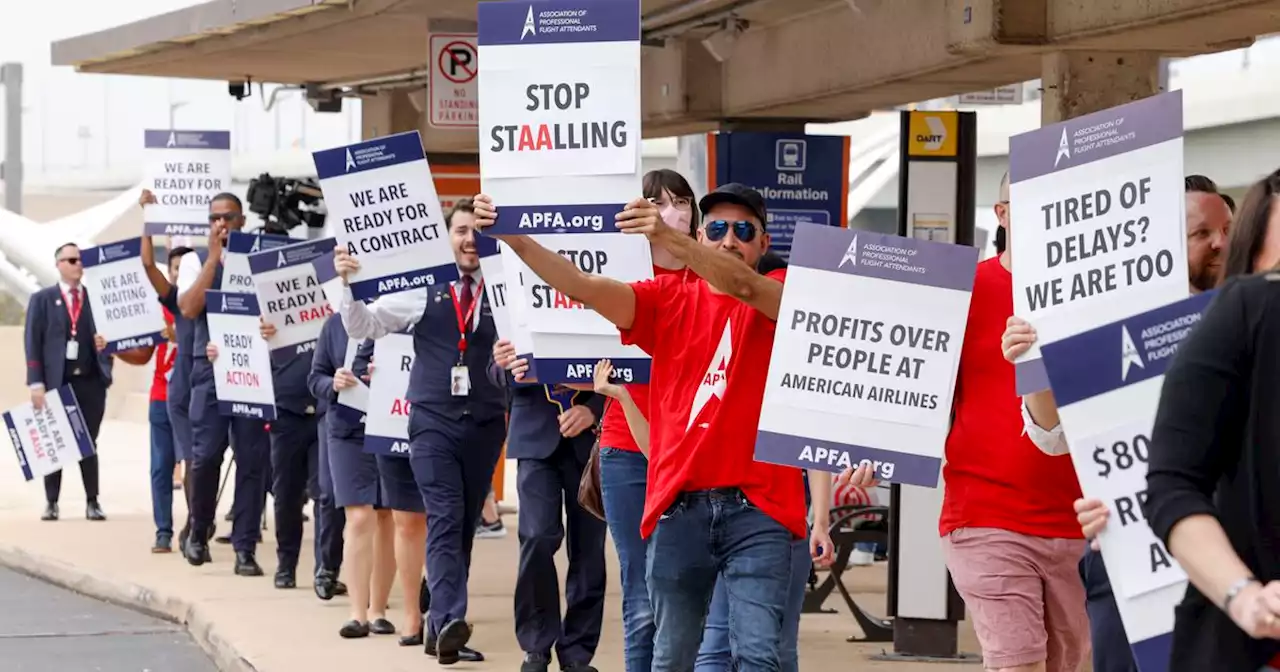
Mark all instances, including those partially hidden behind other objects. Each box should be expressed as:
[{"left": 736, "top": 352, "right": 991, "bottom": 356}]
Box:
[
  {"left": 59, "top": 257, "right": 81, "bottom": 265},
  {"left": 704, "top": 220, "right": 760, "bottom": 243},
  {"left": 208, "top": 212, "right": 242, "bottom": 223}
]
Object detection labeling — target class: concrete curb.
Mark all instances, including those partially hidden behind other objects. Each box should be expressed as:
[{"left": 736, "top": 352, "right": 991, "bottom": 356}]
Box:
[{"left": 0, "top": 544, "right": 258, "bottom": 672}]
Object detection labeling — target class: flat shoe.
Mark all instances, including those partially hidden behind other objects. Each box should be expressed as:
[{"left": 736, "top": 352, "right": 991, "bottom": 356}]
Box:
[
  {"left": 338, "top": 620, "right": 369, "bottom": 639},
  {"left": 369, "top": 618, "right": 396, "bottom": 635}
]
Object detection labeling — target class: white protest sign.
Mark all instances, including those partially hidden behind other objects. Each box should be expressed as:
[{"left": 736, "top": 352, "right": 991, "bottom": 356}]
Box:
[
  {"left": 364, "top": 332, "right": 413, "bottom": 457},
  {"left": 207, "top": 291, "right": 277, "bottom": 420},
  {"left": 142, "top": 130, "right": 231, "bottom": 237},
  {"left": 79, "top": 237, "right": 166, "bottom": 354},
  {"left": 335, "top": 338, "right": 369, "bottom": 421},
  {"left": 1010, "top": 90, "right": 1188, "bottom": 395},
  {"left": 1039, "top": 290, "right": 1214, "bottom": 672},
  {"left": 476, "top": 237, "right": 526, "bottom": 352},
  {"left": 312, "top": 131, "right": 456, "bottom": 301},
  {"left": 430, "top": 33, "right": 478, "bottom": 128},
  {"left": 248, "top": 237, "right": 337, "bottom": 364},
  {"left": 223, "top": 232, "right": 295, "bottom": 293},
  {"left": 754, "top": 225, "right": 977, "bottom": 488},
  {"left": 3, "top": 385, "right": 96, "bottom": 482}
]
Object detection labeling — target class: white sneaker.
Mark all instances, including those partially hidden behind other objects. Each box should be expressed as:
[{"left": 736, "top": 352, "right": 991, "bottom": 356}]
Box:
[
  {"left": 476, "top": 518, "right": 507, "bottom": 539},
  {"left": 848, "top": 549, "right": 875, "bottom": 567}
]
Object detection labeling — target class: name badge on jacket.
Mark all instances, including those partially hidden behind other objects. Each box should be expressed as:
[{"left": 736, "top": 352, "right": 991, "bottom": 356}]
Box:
[{"left": 65, "top": 341, "right": 79, "bottom": 360}]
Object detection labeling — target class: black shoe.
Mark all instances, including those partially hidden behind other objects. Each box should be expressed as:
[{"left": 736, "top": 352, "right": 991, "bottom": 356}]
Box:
[
  {"left": 41, "top": 502, "right": 59, "bottom": 521},
  {"left": 338, "top": 620, "right": 369, "bottom": 639},
  {"left": 177, "top": 525, "right": 190, "bottom": 554},
  {"left": 214, "top": 534, "right": 232, "bottom": 545},
  {"left": 314, "top": 570, "right": 338, "bottom": 601},
  {"left": 185, "top": 535, "right": 209, "bottom": 567},
  {"left": 426, "top": 633, "right": 485, "bottom": 663},
  {"left": 419, "top": 577, "right": 431, "bottom": 614},
  {"left": 85, "top": 501, "right": 106, "bottom": 521},
  {"left": 562, "top": 665, "right": 598, "bottom": 672},
  {"left": 520, "top": 653, "right": 550, "bottom": 672},
  {"left": 274, "top": 568, "right": 296, "bottom": 589},
  {"left": 434, "top": 619, "right": 473, "bottom": 665},
  {"left": 398, "top": 623, "right": 424, "bottom": 647},
  {"left": 234, "top": 551, "right": 263, "bottom": 577},
  {"left": 369, "top": 618, "right": 396, "bottom": 635},
  {"left": 333, "top": 580, "right": 347, "bottom": 596}
]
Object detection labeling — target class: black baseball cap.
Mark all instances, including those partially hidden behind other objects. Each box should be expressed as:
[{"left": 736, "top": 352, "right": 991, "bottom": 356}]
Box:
[{"left": 698, "top": 183, "right": 768, "bottom": 225}]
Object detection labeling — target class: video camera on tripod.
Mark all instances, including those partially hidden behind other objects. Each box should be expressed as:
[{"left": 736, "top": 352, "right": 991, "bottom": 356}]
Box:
[{"left": 245, "top": 173, "right": 327, "bottom": 235}]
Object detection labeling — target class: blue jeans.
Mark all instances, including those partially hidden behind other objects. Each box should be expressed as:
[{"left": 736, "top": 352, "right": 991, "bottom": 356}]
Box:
[
  {"left": 600, "top": 447, "right": 654, "bottom": 672},
  {"left": 149, "top": 400, "right": 176, "bottom": 541},
  {"left": 697, "top": 538, "right": 810, "bottom": 672},
  {"left": 648, "top": 489, "right": 793, "bottom": 672}
]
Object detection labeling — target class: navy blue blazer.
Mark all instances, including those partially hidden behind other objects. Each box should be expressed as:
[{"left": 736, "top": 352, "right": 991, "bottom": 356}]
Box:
[
  {"left": 505, "top": 380, "right": 605, "bottom": 461},
  {"left": 24, "top": 285, "right": 113, "bottom": 389}
]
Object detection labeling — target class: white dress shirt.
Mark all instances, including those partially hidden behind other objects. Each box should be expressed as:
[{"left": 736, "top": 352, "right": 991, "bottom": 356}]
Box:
[
  {"left": 1021, "top": 401, "right": 1069, "bottom": 456},
  {"left": 339, "top": 270, "right": 482, "bottom": 340}
]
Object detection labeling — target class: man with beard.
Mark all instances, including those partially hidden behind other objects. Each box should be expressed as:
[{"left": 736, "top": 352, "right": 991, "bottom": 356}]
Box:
[
  {"left": 334, "top": 198, "right": 503, "bottom": 664},
  {"left": 1004, "top": 174, "right": 1230, "bottom": 672}
]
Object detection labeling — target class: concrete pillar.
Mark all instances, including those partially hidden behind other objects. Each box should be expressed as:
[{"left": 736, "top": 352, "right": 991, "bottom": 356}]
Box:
[
  {"left": 360, "top": 90, "right": 421, "bottom": 140},
  {"left": 1040, "top": 51, "right": 1162, "bottom": 124}
]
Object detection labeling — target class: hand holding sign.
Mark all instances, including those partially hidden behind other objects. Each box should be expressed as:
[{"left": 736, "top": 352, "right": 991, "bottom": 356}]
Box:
[
  {"left": 493, "top": 339, "right": 517, "bottom": 369},
  {"left": 592, "top": 359, "right": 624, "bottom": 399},
  {"left": 333, "top": 248, "right": 360, "bottom": 285},
  {"left": 334, "top": 368, "right": 359, "bottom": 391},
  {"left": 613, "top": 198, "right": 664, "bottom": 239},
  {"left": 139, "top": 189, "right": 157, "bottom": 208},
  {"left": 1227, "top": 581, "right": 1280, "bottom": 640},
  {"left": 471, "top": 194, "right": 498, "bottom": 232},
  {"left": 30, "top": 388, "right": 45, "bottom": 411},
  {"left": 259, "top": 318, "right": 277, "bottom": 342},
  {"left": 558, "top": 405, "right": 595, "bottom": 439},
  {"left": 1001, "top": 316, "right": 1037, "bottom": 363},
  {"left": 206, "top": 342, "right": 219, "bottom": 361},
  {"left": 834, "top": 462, "right": 880, "bottom": 490},
  {"left": 1075, "top": 497, "right": 1110, "bottom": 551},
  {"left": 94, "top": 334, "right": 107, "bottom": 353}
]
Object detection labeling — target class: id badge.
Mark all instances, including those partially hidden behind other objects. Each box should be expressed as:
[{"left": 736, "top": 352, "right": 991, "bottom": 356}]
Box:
[
  {"left": 65, "top": 340, "right": 79, "bottom": 360},
  {"left": 450, "top": 365, "right": 470, "bottom": 397}
]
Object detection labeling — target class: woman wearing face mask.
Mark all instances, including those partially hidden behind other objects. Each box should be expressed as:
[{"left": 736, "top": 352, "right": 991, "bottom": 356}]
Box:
[{"left": 596, "top": 169, "right": 699, "bottom": 672}]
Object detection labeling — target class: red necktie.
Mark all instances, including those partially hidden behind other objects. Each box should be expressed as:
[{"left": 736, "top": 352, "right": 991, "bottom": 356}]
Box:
[
  {"left": 70, "top": 288, "right": 81, "bottom": 323},
  {"left": 459, "top": 275, "right": 474, "bottom": 323}
]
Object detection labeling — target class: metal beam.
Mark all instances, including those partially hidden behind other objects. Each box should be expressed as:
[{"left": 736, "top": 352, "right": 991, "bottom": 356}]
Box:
[{"left": 2, "top": 62, "right": 22, "bottom": 215}]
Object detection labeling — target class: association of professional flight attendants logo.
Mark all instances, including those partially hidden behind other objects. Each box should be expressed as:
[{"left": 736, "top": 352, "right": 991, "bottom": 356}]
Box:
[
  {"left": 1120, "top": 325, "right": 1145, "bottom": 381},
  {"left": 839, "top": 235, "right": 859, "bottom": 269},
  {"left": 345, "top": 149, "right": 356, "bottom": 172},
  {"left": 1055, "top": 127, "right": 1071, "bottom": 168},
  {"left": 521, "top": 6, "right": 537, "bottom": 39},
  {"left": 687, "top": 320, "right": 733, "bottom": 431}
]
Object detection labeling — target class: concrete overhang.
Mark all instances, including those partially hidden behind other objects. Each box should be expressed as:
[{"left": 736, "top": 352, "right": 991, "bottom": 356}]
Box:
[{"left": 52, "top": 0, "right": 1280, "bottom": 138}]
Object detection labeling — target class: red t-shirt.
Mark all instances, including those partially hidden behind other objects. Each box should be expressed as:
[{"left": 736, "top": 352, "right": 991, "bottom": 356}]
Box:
[
  {"left": 149, "top": 308, "right": 176, "bottom": 402},
  {"left": 599, "top": 265, "right": 691, "bottom": 453},
  {"left": 938, "top": 257, "right": 1082, "bottom": 539},
  {"left": 620, "top": 269, "right": 807, "bottom": 540}
]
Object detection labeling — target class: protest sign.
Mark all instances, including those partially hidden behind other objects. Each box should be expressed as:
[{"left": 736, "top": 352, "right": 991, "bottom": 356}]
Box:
[
  {"left": 224, "top": 231, "right": 295, "bottom": 293},
  {"left": 312, "top": 131, "right": 456, "bottom": 301},
  {"left": 207, "top": 291, "right": 276, "bottom": 420},
  {"left": 754, "top": 225, "right": 978, "bottom": 488},
  {"left": 364, "top": 332, "right": 412, "bottom": 457},
  {"left": 3, "top": 385, "right": 95, "bottom": 481},
  {"left": 334, "top": 338, "right": 369, "bottom": 424},
  {"left": 1039, "top": 290, "right": 1213, "bottom": 672},
  {"left": 248, "top": 237, "right": 337, "bottom": 363},
  {"left": 80, "top": 238, "right": 166, "bottom": 354},
  {"left": 143, "top": 130, "right": 231, "bottom": 237},
  {"left": 1010, "top": 90, "right": 1187, "bottom": 395},
  {"left": 478, "top": 236, "right": 531, "bottom": 354}
]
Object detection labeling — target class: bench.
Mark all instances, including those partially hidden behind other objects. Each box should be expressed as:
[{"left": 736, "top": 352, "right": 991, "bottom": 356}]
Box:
[{"left": 802, "top": 503, "right": 893, "bottom": 643}]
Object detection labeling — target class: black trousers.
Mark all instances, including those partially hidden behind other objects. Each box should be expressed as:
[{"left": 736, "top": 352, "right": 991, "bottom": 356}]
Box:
[{"left": 44, "top": 375, "right": 107, "bottom": 504}]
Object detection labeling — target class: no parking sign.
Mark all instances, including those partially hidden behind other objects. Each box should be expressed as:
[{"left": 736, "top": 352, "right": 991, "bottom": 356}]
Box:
[{"left": 430, "top": 33, "right": 478, "bottom": 128}]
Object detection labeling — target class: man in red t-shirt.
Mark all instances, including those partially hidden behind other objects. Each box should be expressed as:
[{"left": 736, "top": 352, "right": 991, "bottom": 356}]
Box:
[
  {"left": 938, "top": 172, "right": 1089, "bottom": 672},
  {"left": 476, "top": 184, "right": 860, "bottom": 671}
]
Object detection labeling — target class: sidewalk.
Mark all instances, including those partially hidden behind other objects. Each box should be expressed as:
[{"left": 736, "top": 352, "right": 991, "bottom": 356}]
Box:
[{"left": 0, "top": 420, "right": 981, "bottom": 671}]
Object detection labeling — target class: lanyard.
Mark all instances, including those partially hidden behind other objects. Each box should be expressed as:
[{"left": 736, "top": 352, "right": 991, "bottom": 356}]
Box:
[
  {"left": 449, "top": 279, "right": 484, "bottom": 355},
  {"left": 61, "top": 288, "right": 83, "bottom": 337}
]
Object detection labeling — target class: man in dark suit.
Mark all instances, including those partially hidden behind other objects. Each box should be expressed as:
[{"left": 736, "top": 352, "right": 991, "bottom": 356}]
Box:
[
  {"left": 501, "top": 370, "right": 608, "bottom": 672},
  {"left": 335, "top": 198, "right": 505, "bottom": 664},
  {"left": 25, "top": 243, "right": 115, "bottom": 521}
]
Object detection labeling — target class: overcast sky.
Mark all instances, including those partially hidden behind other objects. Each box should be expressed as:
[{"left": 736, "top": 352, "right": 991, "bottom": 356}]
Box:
[{"left": 0, "top": 0, "right": 361, "bottom": 174}]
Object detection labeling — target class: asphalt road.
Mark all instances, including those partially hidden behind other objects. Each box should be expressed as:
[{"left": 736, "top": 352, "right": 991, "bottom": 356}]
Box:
[{"left": 0, "top": 567, "right": 216, "bottom": 672}]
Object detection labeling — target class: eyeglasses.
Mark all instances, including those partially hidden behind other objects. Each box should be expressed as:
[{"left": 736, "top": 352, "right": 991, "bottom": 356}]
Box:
[
  {"left": 704, "top": 220, "right": 760, "bottom": 243},
  {"left": 59, "top": 257, "right": 80, "bottom": 265},
  {"left": 208, "top": 212, "right": 242, "bottom": 223}
]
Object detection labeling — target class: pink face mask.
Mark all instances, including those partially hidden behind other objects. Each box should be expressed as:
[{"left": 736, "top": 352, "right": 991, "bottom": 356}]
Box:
[{"left": 660, "top": 204, "right": 692, "bottom": 232}]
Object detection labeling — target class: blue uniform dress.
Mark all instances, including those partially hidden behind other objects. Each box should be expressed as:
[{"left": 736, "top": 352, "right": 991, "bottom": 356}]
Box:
[
  {"left": 338, "top": 272, "right": 506, "bottom": 638},
  {"left": 310, "top": 315, "right": 381, "bottom": 508}
]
